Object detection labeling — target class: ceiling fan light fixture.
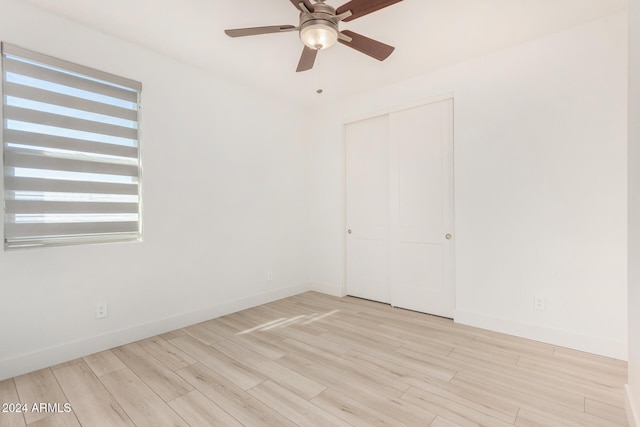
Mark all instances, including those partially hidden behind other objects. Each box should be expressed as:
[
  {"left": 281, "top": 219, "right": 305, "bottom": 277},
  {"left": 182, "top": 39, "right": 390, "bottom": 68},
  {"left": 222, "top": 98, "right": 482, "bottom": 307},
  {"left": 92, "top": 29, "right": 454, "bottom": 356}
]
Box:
[
  {"left": 224, "top": 0, "right": 404, "bottom": 72},
  {"left": 300, "top": 22, "right": 338, "bottom": 50}
]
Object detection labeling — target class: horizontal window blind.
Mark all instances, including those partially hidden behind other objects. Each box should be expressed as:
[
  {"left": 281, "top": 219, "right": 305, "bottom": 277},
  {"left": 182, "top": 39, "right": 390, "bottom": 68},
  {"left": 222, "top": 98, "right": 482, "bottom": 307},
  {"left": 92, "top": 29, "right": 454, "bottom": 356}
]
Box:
[{"left": 2, "top": 43, "right": 142, "bottom": 249}]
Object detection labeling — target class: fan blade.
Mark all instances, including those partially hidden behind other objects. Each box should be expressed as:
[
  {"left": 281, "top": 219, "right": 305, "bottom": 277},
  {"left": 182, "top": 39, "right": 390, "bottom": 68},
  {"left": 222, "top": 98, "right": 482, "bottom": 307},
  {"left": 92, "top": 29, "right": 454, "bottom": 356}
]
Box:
[
  {"left": 338, "top": 30, "right": 394, "bottom": 61},
  {"left": 289, "top": 0, "right": 315, "bottom": 12},
  {"left": 336, "top": 0, "right": 403, "bottom": 22},
  {"left": 296, "top": 46, "right": 318, "bottom": 72},
  {"left": 225, "top": 25, "right": 296, "bottom": 37}
]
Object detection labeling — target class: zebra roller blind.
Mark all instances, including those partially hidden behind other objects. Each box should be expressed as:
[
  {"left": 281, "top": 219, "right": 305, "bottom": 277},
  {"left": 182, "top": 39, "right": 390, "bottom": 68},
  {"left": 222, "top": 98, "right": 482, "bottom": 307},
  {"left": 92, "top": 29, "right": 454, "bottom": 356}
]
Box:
[{"left": 2, "top": 43, "right": 142, "bottom": 249}]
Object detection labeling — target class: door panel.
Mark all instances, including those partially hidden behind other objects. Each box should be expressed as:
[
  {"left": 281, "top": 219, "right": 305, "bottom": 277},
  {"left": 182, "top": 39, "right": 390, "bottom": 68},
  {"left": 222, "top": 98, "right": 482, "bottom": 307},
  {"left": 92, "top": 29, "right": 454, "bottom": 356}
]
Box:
[
  {"left": 345, "top": 115, "right": 390, "bottom": 303},
  {"left": 390, "top": 100, "right": 454, "bottom": 317}
]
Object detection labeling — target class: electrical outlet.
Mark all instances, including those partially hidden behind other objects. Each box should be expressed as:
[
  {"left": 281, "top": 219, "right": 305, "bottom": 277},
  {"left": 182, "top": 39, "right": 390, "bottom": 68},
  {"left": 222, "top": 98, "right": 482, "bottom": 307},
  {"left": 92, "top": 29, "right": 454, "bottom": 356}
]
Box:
[
  {"left": 534, "top": 296, "right": 546, "bottom": 312},
  {"left": 96, "top": 302, "right": 108, "bottom": 319},
  {"left": 267, "top": 271, "right": 273, "bottom": 281}
]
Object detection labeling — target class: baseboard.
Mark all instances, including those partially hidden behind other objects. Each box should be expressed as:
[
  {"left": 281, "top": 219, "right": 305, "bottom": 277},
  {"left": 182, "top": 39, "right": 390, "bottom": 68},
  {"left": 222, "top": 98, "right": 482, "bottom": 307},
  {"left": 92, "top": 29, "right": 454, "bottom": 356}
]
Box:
[
  {"left": 307, "top": 282, "right": 345, "bottom": 297},
  {"left": 628, "top": 385, "right": 640, "bottom": 427},
  {"left": 0, "top": 283, "right": 310, "bottom": 381},
  {"left": 454, "top": 309, "right": 627, "bottom": 360}
]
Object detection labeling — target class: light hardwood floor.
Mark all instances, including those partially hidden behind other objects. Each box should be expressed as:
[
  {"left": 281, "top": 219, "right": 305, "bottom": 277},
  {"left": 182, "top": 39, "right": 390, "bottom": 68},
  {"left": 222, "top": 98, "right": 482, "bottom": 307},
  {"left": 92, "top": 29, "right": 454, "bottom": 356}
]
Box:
[{"left": 0, "top": 292, "right": 629, "bottom": 426}]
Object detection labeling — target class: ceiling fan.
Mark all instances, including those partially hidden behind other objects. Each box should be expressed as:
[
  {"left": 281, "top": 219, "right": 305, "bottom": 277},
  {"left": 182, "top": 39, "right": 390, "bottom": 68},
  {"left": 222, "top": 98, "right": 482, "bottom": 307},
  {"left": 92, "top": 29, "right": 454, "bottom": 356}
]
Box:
[{"left": 224, "top": 0, "right": 403, "bottom": 72}]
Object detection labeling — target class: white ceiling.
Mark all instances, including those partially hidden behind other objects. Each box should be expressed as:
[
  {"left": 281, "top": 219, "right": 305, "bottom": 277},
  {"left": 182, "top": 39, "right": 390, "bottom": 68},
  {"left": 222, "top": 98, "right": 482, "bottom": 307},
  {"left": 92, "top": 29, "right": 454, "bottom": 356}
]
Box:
[{"left": 23, "top": 0, "right": 627, "bottom": 107}]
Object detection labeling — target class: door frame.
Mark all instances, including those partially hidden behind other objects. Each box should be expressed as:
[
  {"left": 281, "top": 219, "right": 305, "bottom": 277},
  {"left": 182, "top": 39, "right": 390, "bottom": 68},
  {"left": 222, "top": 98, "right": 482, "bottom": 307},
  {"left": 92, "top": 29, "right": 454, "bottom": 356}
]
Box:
[{"left": 340, "top": 93, "right": 456, "bottom": 312}]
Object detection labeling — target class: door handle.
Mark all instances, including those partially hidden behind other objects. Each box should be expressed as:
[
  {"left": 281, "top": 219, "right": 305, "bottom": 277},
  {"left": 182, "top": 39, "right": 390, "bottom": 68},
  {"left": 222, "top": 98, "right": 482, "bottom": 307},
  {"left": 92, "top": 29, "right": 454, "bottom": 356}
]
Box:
[
  {"left": 445, "top": 233, "right": 452, "bottom": 240},
  {"left": 347, "top": 229, "right": 352, "bottom": 234}
]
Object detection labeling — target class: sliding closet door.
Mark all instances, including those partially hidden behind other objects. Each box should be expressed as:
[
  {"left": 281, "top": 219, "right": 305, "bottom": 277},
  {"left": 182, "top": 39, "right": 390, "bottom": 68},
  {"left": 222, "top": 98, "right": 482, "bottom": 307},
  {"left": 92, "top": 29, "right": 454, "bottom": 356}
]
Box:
[
  {"left": 345, "top": 99, "right": 454, "bottom": 317},
  {"left": 389, "top": 99, "right": 454, "bottom": 317},
  {"left": 344, "top": 115, "right": 391, "bottom": 303}
]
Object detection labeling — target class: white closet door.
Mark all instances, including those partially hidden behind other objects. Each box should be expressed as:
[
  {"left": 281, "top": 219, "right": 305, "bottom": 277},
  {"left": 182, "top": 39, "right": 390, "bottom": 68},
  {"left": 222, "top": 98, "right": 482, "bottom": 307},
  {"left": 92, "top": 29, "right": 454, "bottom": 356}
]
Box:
[
  {"left": 345, "top": 99, "right": 454, "bottom": 317},
  {"left": 389, "top": 99, "right": 454, "bottom": 317},
  {"left": 345, "top": 115, "right": 391, "bottom": 303}
]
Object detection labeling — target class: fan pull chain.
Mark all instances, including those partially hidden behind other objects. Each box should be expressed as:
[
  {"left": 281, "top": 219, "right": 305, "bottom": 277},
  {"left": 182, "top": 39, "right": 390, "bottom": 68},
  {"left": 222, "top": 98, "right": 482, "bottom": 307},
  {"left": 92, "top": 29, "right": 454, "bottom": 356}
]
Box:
[{"left": 316, "top": 50, "right": 324, "bottom": 94}]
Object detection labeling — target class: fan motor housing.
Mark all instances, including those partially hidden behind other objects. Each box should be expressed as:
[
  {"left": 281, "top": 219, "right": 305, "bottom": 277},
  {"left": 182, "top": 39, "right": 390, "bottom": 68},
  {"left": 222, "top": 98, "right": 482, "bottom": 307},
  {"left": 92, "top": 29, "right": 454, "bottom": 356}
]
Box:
[{"left": 299, "top": 2, "right": 340, "bottom": 29}]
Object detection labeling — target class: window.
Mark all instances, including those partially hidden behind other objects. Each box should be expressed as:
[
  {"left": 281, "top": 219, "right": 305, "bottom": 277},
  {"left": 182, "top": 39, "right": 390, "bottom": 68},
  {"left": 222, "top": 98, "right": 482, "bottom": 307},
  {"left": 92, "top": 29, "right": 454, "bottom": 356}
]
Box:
[{"left": 1, "top": 43, "right": 142, "bottom": 249}]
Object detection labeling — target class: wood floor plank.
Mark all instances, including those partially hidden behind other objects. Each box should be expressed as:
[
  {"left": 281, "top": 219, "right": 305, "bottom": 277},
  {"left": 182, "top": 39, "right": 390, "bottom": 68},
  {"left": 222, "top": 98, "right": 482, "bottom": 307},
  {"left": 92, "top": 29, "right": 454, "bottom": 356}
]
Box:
[
  {"left": 26, "top": 413, "right": 80, "bottom": 427},
  {"left": 401, "top": 385, "right": 515, "bottom": 427},
  {"left": 443, "top": 343, "right": 622, "bottom": 410},
  {"left": 277, "top": 350, "right": 387, "bottom": 402},
  {"left": 215, "top": 312, "right": 268, "bottom": 335},
  {"left": 111, "top": 343, "right": 193, "bottom": 402},
  {"left": 278, "top": 337, "right": 410, "bottom": 397},
  {"left": 182, "top": 322, "right": 227, "bottom": 345},
  {"left": 252, "top": 358, "right": 326, "bottom": 400},
  {"left": 448, "top": 344, "right": 519, "bottom": 368},
  {"left": 269, "top": 322, "right": 348, "bottom": 356},
  {"left": 254, "top": 299, "right": 335, "bottom": 334},
  {"left": 277, "top": 347, "right": 418, "bottom": 415},
  {"left": 287, "top": 292, "right": 362, "bottom": 316},
  {"left": 242, "top": 303, "right": 315, "bottom": 325},
  {"left": 13, "top": 369, "right": 69, "bottom": 425},
  {"left": 196, "top": 317, "right": 244, "bottom": 339},
  {"left": 176, "top": 363, "right": 296, "bottom": 427},
  {"left": 383, "top": 328, "right": 462, "bottom": 359},
  {"left": 228, "top": 332, "right": 287, "bottom": 360},
  {"left": 451, "top": 371, "right": 622, "bottom": 427},
  {"left": 517, "top": 353, "right": 626, "bottom": 390},
  {"left": 515, "top": 408, "right": 584, "bottom": 427},
  {"left": 451, "top": 370, "right": 586, "bottom": 415},
  {"left": 158, "top": 329, "right": 186, "bottom": 341},
  {"left": 215, "top": 338, "right": 326, "bottom": 399},
  {"left": 213, "top": 337, "right": 271, "bottom": 366},
  {"left": 221, "top": 313, "right": 293, "bottom": 336},
  {"left": 520, "top": 348, "right": 627, "bottom": 382},
  {"left": 136, "top": 336, "right": 196, "bottom": 372},
  {"left": 168, "top": 390, "right": 242, "bottom": 427},
  {"left": 471, "top": 332, "right": 556, "bottom": 358},
  {"left": 553, "top": 346, "right": 628, "bottom": 373},
  {"left": 348, "top": 347, "right": 457, "bottom": 384},
  {"left": 49, "top": 360, "right": 84, "bottom": 373},
  {"left": 406, "top": 375, "right": 519, "bottom": 423},
  {"left": 83, "top": 350, "right": 125, "bottom": 377},
  {"left": 357, "top": 302, "right": 423, "bottom": 323},
  {"left": 263, "top": 298, "right": 321, "bottom": 318},
  {"left": 445, "top": 346, "right": 588, "bottom": 409},
  {"left": 0, "top": 379, "right": 26, "bottom": 427},
  {"left": 312, "top": 386, "right": 437, "bottom": 427},
  {"left": 248, "top": 380, "right": 351, "bottom": 427},
  {"left": 310, "top": 388, "right": 404, "bottom": 427},
  {"left": 233, "top": 304, "right": 293, "bottom": 327},
  {"left": 232, "top": 307, "right": 322, "bottom": 339},
  {"left": 169, "top": 335, "right": 265, "bottom": 391},
  {"left": 324, "top": 316, "right": 405, "bottom": 352},
  {"left": 515, "top": 355, "right": 625, "bottom": 407},
  {"left": 585, "top": 397, "right": 629, "bottom": 425},
  {"left": 430, "top": 416, "right": 465, "bottom": 427},
  {"left": 52, "top": 361, "right": 134, "bottom": 427},
  {"left": 99, "top": 368, "right": 188, "bottom": 427},
  {"left": 377, "top": 317, "right": 475, "bottom": 349}
]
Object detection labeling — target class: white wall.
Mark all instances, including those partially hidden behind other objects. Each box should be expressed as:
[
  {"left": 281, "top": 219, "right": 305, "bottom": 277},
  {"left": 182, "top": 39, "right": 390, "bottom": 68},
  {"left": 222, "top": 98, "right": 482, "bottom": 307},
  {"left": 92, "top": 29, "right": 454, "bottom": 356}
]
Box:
[
  {"left": 308, "top": 12, "right": 628, "bottom": 359},
  {"left": 0, "top": 0, "right": 311, "bottom": 380},
  {"left": 627, "top": 0, "right": 640, "bottom": 423}
]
